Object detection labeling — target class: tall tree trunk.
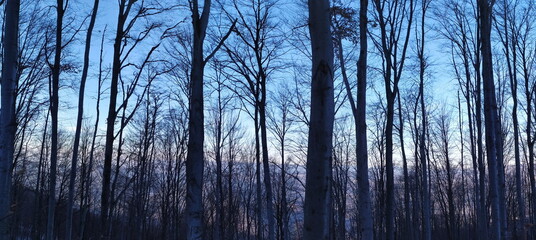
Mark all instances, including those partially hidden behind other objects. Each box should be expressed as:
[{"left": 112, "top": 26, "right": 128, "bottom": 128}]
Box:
[
  {"left": 371, "top": 1, "right": 414, "bottom": 238},
  {"left": 356, "top": 1, "right": 373, "bottom": 238},
  {"left": 260, "top": 82, "right": 276, "bottom": 240},
  {"left": 214, "top": 83, "right": 224, "bottom": 240},
  {"left": 33, "top": 110, "right": 49, "bottom": 240},
  {"left": 186, "top": 0, "right": 210, "bottom": 239},
  {"left": 254, "top": 110, "right": 263, "bottom": 240},
  {"left": 473, "top": 10, "right": 489, "bottom": 240},
  {"left": 65, "top": 1, "right": 99, "bottom": 239},
  {"left": 0, "top": 0, "right": 20, "bottom": 237},
  {"left": 417, "top": 2, "right": 431, "bottom": 238},
  {"left": 479, "top": 0, "right": 502, "bottom": 239},
  {"left": 102, "top": 1, "right": 130, "bottom": 236},
  {"left": 303, "top": 0, "right": 334, "bottom": 239},
  {"left": 521, "top": 31, "right": 535, "bottom": 239},
  {"left": 80, "top": 27, "right": 105, "bottom": 240},
  {"left": 500, "top": 6, "right": 525, "bottom": 237},
  {"left": 281, "top": 135, "right": 289, "bottom": 240},
  {"left": 46, "top": 0, "right": 64, "bottom": 238},
  {"left": 397, "top": 92, "right": 412, "bottom": 240}
]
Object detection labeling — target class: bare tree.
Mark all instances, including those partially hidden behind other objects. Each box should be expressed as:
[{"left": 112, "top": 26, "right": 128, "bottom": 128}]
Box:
[
  {"left": 333, "top": 0, "right": 373, "bottom": 238},
  {"left": 267, "top": 85, "right": 294, "bottom": 240},
  {"left": 101, "top": 1, "right": 167, "bottom": 236},
  {"left": 370, "top": 0, "right": 415, "bottom": 238},
  {"left": 45, "top": 0, "right": 66, "bottom": 238},
  {"left": 495, "top": 0, "right": 527, "bottom": 237},
  {"left": 185, "top": 0, "right": 234, "bottom": 239},
  {"left": 416, "top": 0, "right": 431, "bottom": 238},
  {"left": 64, "top": 1, "right": 99, "bottom": 239}
]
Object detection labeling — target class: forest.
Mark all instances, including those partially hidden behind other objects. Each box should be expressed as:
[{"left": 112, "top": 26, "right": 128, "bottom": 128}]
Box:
[{"left": 0, "top": 0, "right": 533, "bottom": 239}]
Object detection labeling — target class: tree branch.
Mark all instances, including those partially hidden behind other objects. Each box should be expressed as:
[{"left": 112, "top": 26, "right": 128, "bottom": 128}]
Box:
[{"left": 204, "top": 19, "right": 237, "bottom": 65}]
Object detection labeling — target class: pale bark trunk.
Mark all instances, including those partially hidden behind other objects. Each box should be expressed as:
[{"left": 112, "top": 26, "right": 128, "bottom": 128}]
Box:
[
  {"left": 0, "top": 0, "right": 20, "bottom": 237},
  {"left": 303, "top": 0, "right": 334, "bottom": 239}
]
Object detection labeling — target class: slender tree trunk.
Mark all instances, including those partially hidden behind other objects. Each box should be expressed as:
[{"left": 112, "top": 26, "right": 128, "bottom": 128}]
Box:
[
  {"left": 419, "top": 56, "right": 431, "bottom": 240},
  {"left": 521, "top": 36, "right": 535, "bottom": 240},
  {"left": 356, "top": 1, "right": 373, "bottom": 238},
  {"left": 501, "top": 8, "right": 525, "bottom": 238},
  {"left": 457, "top": 91, "right": 468, "bottom": 237},
  {"left": 371, "top": 1, "right": 414, "bottom": 238},
  {"left": 214, "top": 87, "right": 224, "bottom": 240},
  {"left": 416, "top": 2, "right": 431, "bottom": 238},
  {"left": 80, "top": 27, "right": 105, "bottom": 240},
  {"left": 479, "top": 0, "right": 502, "bottom": 239},
  {"left": 397, "top": 92, "right": 412, "bottom": 240},
  {"left": 33, "top": 110, "right": 49, "bottom": 240},
  {"left": 303, "top": 0, "right": 334, "bottom": 239},
  {"left": 254, "top": 109, "right": 263, "bottom": 240},
  {"left": 65, "top": 1, "right": 99, "bottom": 239},
  {"left": 46, "top": 1, "right": 64, "bottom": 238},
  {"left": 260, "top": 85, "right": 276, "bottom": 240},
  {"left": 0, "top": 1, "right": 20, "bottom": 237},
  {"left": 102, "top": 1, "right": 130, "bottom": 236},
  {"left": 280, "top": 134, "right": 289, "bottom": 240}
]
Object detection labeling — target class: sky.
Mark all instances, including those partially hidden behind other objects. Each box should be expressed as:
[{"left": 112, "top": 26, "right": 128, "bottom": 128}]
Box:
[{"left": 24, "top": 0, "right": 468, "bottom": 169}]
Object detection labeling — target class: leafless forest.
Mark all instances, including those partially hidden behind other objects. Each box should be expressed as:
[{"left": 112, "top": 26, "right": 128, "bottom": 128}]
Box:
[{"left": 0, "top": 0, "right": 534, "bottom": 239}]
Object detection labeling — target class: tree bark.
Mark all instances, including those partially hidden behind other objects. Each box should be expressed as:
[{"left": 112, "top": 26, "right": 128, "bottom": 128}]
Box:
[
  {"left": 478, "top": 0, "right": 502, "bottom": 239},
  {"left": 303, "top": 0, "right": 334, "bottom": 239},
  {"left": 260, "top": 77, "right": 276, "bottom": 240},
  {"left": 186, "top": 0, "right": 210, "bottom": 239},
  {"left": 0, "top": 0, "right": 20, "bottom": 238},
  {"left": 356, "top": 1, "right": 374, "bottom": 238}
]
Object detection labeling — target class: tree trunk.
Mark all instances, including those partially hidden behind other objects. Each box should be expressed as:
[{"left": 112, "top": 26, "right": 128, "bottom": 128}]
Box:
[
  {"left": 260, "top": 84, "right": 276, "bottom": 240},
  {"left": 521, "top": 29, "right": 534, "bottom": 239},
  {"left": 46, "top": 1, "right": 64, "bottom": 238},
  {"left": 65, "top": 1, "right": 99, "bottom": 239},
  {"left": 500, "top": 7, "right": 525, "bottom": 238},
  {"left": 303, "top": 0, "right": 334, "bottom": 239},
  {"left": 214, "top": 83, "right": 224, "bottom": 240},
  {"left": 417, "top": 4, "right": 431, "bottom": 238},
  {"left": 356, "top": 1, "right": 374, "bottom": 238},
  {"left": 185, "top": 0, "right": 211, "bottom": 239},
  {"left": 255, "top": 108, "right": 263, "bottom": 240},
  {"left": 397, "top": 92, "right": 412, "bottom": 240},
  {"left": 479, "top": 0, "right": 502, "bottom": 239},
  {"left": 0, "top": 0, "right": 20, "bottom": 237},
  {"left": 102, "top": 1, "right": 130, "bottom": 236}
]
